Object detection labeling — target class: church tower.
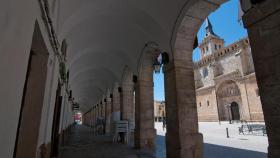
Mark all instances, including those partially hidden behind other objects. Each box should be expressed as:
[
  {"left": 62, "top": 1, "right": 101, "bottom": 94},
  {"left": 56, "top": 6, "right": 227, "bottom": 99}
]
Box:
[{"left": 199, "top": 18, "right": 225, "bottom": 58}]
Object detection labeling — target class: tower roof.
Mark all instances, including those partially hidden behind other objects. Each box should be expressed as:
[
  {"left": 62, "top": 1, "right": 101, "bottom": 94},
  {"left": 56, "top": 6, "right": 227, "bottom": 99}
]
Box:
[{"left": 205, "top": 17, "right": 218, "bottom": 37}]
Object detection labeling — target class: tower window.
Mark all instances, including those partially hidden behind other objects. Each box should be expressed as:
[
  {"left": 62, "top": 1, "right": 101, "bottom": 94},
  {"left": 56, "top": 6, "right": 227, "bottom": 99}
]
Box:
[{"left": 203, "top": 67, "right": 208, "bottom": 78}]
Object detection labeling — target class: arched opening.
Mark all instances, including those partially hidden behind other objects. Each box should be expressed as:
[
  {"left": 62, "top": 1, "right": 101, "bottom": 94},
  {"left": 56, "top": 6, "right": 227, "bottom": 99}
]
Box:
[
  {"left": 153, "top": 67, "right": 166, "bottom": 157},
  {"left": 230, "top": 102, "right": 240, "bottom": 121},
  {"left": 216, "top": 80, "right": 242, "bottom": 121},
  {"left": 14, "top": 21, "right": 49, "bottom": 158},
  {"left": 169, "top": 0, "right": 269, "bottom": 157},
  {"left": 181, "top": 0, "right": 273, "bottom": 158}
]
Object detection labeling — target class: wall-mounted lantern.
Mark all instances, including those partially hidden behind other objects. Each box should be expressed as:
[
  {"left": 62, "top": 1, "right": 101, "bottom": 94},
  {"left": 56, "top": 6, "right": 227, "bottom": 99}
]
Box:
[
  {"left": 68, "top": 90, "right": 72, "bottom": 100},
  {"left": 161, "top": 52, "right": 169, "bottom": 65},
  {"left": 118, "top": 87, "right": 122, "bottom": 93},
  {"left": 133, "top": 75, "right": 138, "bottom": 83},
  {"left": 153, "top": 59, "right": 161, "bottom": 74}
]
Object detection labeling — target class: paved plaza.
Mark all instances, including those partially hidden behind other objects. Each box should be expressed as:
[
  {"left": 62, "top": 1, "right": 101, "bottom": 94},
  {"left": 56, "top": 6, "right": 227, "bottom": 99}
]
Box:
[
  {"left": 59, "top": 125, "right": 154, "bottom": 158},
  {"left": 59, "top": 122, "right": 268, "bottom": 158},
  {"left": 155, "top": 122, "right": 268, "bottom": 158}
]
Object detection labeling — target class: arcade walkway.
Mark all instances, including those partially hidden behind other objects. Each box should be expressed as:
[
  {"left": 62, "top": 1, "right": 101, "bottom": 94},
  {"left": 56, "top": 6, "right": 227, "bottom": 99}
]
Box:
[
  {"left": 59, "top": 125, "right": 154, "bottom": 158},
  {"left": 1, "top": 0, "right": 279, "bottom": 158}
]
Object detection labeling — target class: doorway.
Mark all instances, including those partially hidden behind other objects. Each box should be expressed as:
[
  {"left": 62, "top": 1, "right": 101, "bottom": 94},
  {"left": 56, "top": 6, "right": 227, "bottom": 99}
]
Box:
[{"left": 231, "top": 102, "right": 240, "bottom": 121}]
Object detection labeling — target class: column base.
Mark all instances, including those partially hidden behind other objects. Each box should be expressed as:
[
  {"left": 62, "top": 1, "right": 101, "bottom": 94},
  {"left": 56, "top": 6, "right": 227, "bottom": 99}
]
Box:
[
  {"left": 138, "top": 148, "right": 156, "bottom": 158},
  {"left": 166, "top": 132, "right": 203, "bottom": 158},
  {"left": 135, "top": 128, "right": 156, "bottom": 152},
  {"left": 268, "top": 145, "right": 280, "bottom": 158}
]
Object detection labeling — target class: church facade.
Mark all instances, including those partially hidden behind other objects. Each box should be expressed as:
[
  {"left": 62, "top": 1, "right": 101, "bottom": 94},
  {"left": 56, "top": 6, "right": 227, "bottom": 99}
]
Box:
[{"left": 194, "top": 18, "right": 264, "bottom": 122}]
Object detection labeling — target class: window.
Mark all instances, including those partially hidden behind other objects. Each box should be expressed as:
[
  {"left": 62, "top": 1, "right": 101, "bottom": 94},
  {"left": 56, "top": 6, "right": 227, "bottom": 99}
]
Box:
[
  {"left": 207, "top": 101, "right": 210, "bottom": 106},
  {"left": 215, "top": 44, "right": 217, "bottom": 50},
  {"left": 199, "top": 102, "right": 202, "bottom": 107},
  {"left": 203, "top": 67, "right": 208, "bottom": 78}
]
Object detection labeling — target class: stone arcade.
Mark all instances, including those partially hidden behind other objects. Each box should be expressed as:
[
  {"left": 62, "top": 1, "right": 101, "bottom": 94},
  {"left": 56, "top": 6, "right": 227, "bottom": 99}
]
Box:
[{"left": 0, "top": 0, "right": 279, "bottom": 158}]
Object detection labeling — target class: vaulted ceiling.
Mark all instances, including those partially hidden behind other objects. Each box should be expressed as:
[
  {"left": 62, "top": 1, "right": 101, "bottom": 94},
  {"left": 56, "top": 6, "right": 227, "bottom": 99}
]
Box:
[{"left": 52, "top": 0, "right": 218, "bottom": 111}]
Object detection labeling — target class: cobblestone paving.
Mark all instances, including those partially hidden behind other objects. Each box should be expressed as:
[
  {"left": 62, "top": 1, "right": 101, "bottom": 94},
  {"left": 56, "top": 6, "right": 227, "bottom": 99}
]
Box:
[{"left": 59, "top": 125, "right": 154, "bottom": 158}]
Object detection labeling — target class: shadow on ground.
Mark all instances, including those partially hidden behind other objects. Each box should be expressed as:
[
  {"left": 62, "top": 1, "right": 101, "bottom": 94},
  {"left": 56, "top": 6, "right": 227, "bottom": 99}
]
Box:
[{"left": 156, "top": 135, "right": 267, "bottom": 158}]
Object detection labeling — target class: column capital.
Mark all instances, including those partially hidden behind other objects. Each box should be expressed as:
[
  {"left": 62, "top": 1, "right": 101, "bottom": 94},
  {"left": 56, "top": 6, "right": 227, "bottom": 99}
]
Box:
[
  {"left": 242, "top": 0, "right": 280, "bottom": 28},
  {"left": 137, "top": 80, "right": 154, "bottom": 87}
]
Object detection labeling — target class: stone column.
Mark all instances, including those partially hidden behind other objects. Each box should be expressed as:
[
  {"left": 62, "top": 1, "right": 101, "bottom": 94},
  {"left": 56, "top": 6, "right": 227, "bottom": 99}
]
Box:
[
  {"left": 91, "top": 107, "right": 94, "bottom": 127},
  {"left": 102, "top": 100, "right": 106, "bottom": 118},
  {"left": 164, "top": 58, "right": 203, "bottom": 158},
  {"left": 121, "top": 83, "right": 134, "bottom": 121},
  {"left": 100, "top": 103, "right": 102, "bottom": 118},
  {"left": 134, "top": 54, "right": 156, "bottom": 154},
  {"left": 93, "top": 107, "right": 96, "bottom": 126},
  {"left": 112, "top": 88, "right": 121, "bottom": 121},
  {"left": 105, "top": 97, "right": 112, "bottom": 134},
  {"left": 98, "top": 104, "right": 101, "bottom": 118},
  {"left": 242, "top": 1, "right": 280, "bottom": 157},
  {"left": 89, "top": 110, "right": 92, "bottom": 127}
]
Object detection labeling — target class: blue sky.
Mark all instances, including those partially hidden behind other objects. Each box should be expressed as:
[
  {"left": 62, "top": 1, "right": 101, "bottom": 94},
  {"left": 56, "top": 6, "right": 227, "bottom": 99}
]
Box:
[{"left": 153, "top": 0, "right": 248, "bottom": 101}]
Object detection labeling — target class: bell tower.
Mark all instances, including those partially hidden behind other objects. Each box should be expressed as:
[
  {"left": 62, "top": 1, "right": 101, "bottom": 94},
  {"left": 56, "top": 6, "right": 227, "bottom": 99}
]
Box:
[{"left": 199, "top": 18, "right": 225, "bottom": 58}]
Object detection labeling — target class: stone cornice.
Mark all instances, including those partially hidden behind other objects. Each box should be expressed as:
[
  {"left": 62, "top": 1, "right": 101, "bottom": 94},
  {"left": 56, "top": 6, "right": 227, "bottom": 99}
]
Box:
[
  {"left": 194, "top": 37, "right": 250, "bottom": 68},
  {"left": 196, "top": 85, "right": 215, "bottom": 93},
  {"left": 214, "top": 70, "right": 242, "bottom": 85}
]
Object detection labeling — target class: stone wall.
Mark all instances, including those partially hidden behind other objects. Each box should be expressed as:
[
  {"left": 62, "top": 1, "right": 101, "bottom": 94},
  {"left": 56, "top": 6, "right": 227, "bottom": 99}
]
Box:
[
  {"left": 196, "top": 87, "right": 219, "bottom": 121},
  {"left": 243, "top": 74, "right": 264, "bottom": 121},
  {"left": 195, "top": 38, "right": 264, "bottom": 122}
]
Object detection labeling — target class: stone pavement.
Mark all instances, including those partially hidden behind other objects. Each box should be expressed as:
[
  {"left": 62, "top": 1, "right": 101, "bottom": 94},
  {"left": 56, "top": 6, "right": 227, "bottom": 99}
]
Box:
[
  {"left": 155, "top": 122, "right": 268, "bottom": 158},
  {"left": 59, "top": 123, "right": 268, "bottom": 158},
  {"left": 59, "top": 125, "right": 154, "bottom": 158}
]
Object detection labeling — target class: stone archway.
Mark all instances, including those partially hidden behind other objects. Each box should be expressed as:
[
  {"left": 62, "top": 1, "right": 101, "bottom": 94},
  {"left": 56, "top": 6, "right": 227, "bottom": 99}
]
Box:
[
  {"left": 216, "top": 80, "right": 242, "bottom": 121},
  {"left": 169, "top": 0, "right": 280, "bottom": 157}
]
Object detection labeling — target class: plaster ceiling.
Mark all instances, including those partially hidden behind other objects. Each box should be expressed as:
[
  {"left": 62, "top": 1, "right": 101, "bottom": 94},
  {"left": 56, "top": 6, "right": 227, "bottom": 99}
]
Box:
[{"left": 55, "top": 0, "right": 196, "bottom": 112}]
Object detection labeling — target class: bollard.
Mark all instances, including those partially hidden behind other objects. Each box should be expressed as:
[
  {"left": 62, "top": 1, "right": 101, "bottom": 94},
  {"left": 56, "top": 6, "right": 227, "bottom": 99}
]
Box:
[{"left": 226, "top": 128, "right": 229, "bottom": 138}]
